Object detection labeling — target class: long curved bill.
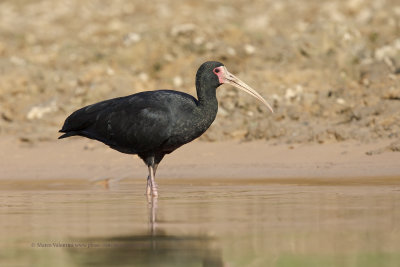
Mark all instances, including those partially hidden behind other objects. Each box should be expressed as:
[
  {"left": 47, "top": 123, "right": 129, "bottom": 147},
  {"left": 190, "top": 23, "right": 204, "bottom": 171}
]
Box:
[{"left": 221, "top": 67, "right": 274, "bottom": 113}]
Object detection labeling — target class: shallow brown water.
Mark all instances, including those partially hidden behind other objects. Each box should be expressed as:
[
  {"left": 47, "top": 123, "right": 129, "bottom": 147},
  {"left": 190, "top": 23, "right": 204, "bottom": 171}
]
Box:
[{"left": 1, "top": 177, "right": 400, "bottom": 267}]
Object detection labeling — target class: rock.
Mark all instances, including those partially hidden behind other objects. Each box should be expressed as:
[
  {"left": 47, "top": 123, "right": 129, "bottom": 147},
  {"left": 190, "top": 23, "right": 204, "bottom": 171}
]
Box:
[
  {"left": 26, "top": 101, "right": 58, "bottom": 120},
  {"left": 230, "top": 129, "right": 248, "bottom": 139},
  {"left": 244, "top": 44, "right": 256, "bottom": 55},
  {"left": 366, "top": 139, "right": 400, "bottom": 155},
  {"left": 388, "top": 140, "right": 400, "bottom": 152},
  {"left": 1, "top": 109, "right": 13, "bottom": 122},
  {"left": 123, "top": 32, "right": 141, "bottom": 46},
  {"left": 173, "top": 76, "right": 183, "bottom": 87},
  {"left": 336, "top": 98, "right": 346, "bottom": 105},
  {"left": 10, "top": 56, "right": 26, "bottom": 66},
  {"left": 170, "top": 24, "right": 196, "bottom": 37},
  {"left": 382, "top": 87, "right": 400, "bottom": 100},
  {"left": 227, "top": 47, "right": 236, "bottom": 56}
]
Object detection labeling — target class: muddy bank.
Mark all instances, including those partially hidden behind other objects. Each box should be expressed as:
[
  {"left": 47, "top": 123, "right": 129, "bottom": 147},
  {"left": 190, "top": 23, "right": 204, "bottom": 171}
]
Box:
[{"left": 1, "top": 136, "right": 399, "bottom": 184}]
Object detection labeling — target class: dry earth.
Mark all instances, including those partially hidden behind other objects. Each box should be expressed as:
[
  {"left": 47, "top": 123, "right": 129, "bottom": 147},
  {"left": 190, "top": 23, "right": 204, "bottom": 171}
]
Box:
[{"left": 0, "top": 0, "right": 399, "bottom": 145}]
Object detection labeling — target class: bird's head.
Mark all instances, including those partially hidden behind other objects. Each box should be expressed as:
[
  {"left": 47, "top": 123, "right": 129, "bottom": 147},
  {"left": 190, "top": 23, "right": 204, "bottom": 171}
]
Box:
[{"left": 197, "top": 61, "right": 274, "bottom": 113}]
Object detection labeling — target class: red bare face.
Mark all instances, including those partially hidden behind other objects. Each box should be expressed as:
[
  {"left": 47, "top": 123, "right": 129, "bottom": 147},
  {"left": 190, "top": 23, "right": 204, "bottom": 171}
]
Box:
[{"left": 213, "top": 66, "right": 225, "bottom": 84}]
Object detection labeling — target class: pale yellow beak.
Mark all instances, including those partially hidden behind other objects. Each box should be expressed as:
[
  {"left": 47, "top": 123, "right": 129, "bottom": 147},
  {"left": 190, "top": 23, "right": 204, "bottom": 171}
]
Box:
[{"left": 221, "top": 67, "right": 274, "bottom": 113}]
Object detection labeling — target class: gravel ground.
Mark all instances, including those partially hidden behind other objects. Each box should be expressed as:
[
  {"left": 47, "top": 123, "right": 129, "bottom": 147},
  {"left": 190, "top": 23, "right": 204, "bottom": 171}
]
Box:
[{"left": 0, "top": 0, "right": 399, "bottom": 145}]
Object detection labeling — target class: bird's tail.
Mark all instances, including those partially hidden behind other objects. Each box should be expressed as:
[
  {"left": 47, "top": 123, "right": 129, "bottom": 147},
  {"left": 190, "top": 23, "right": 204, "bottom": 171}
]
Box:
[{"left": 58, "top": 131, "right": 78, "bottom": 139}]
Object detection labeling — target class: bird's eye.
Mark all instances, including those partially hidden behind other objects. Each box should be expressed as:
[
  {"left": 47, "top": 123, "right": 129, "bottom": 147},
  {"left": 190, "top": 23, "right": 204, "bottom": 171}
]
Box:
[{"left": 213, "top": 68, "right": 220, "bottom": 74}]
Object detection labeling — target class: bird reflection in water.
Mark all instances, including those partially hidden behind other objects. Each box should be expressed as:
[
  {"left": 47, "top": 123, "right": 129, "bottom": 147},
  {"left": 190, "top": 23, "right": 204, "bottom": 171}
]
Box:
[
  {"left": 147, "top": 195, "right": 157, "bottom": 237},
  {"left": 67, "top": 195, "right": 225, "bottom": 267}
]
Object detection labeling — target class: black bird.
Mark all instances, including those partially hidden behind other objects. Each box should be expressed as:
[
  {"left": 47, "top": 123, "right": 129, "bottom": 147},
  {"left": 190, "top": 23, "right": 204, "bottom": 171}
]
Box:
[{"left": 59, "top": 61, "right": 273, "bottom": 196}]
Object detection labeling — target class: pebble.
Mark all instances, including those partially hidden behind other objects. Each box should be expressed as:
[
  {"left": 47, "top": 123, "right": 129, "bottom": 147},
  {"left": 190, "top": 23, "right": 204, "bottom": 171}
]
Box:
[{"left": 244, "top": 44, "right": 256, "bottom": 55}]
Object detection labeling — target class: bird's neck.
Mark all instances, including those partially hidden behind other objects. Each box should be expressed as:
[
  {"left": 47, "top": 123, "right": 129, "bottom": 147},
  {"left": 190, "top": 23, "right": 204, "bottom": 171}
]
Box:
[
  {"left": 195, "top": 82, "right": 219, "bottom": 127},
  {"left": 196, "top": 83, "right": 218, "bottom": 112}
]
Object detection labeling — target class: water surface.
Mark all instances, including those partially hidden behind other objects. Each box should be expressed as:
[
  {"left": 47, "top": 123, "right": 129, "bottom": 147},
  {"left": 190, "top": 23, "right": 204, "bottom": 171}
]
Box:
[{"left": 0, "top": 177, "right": 399, "bottom": 266}]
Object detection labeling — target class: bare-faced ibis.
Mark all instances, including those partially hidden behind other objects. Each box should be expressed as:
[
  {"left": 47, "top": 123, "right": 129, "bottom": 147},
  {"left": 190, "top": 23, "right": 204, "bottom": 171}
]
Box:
[{"left": 59, "top": 61, "right": 273, "bottom": 196}]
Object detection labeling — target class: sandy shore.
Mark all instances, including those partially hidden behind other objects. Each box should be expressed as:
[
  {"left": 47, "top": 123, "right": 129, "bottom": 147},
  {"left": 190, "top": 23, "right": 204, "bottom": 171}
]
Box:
[{"left": 1, "top": 136, "right": 399, "bottom": 185}]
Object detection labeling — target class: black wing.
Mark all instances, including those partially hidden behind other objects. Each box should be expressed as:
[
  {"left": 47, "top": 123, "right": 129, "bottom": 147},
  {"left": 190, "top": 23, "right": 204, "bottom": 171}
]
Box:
[{"left": 59, "top": 90, "right": 197, "bottom": 154}]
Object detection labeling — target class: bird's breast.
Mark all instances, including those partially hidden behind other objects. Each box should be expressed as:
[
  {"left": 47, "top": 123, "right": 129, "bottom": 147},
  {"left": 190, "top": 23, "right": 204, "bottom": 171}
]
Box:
[{"left": 164, "top": 105, "right": 217, "bottom": 149}]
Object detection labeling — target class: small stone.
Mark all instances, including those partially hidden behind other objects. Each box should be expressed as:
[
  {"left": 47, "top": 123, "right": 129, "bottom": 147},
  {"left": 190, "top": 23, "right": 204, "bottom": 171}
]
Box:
[
  {"left": 193, "top": 36, "right": 204, "bottom": 45},
  {"left": 230, "top": 129, "right": 248, "bottom": 139},
  {"left": 389, "top": 140, "right": 400, "bottom": 152},
  {"left": 1, "top": 110, "right": 13, "bottom": 122},
  {"left": 138, "top": 72, "right": 149, "bottom": 82},
  {"left": 227, "top": 47, "right": 236, "bottom": 56},
  {"left": 285, "top": 88, "right": 295, "bottom": 99},
  {"left": 123, "top": 32, "right": 141, "bottom": 46},
  {"left": 19, "top": 137, "right": 33, "bottom": 143},
  {"left": 383, "top": 87, "right": 400, "bottom": 100},
  {"left": 10, "top": 56, "right": 26, "bottom": 66},
  {"left": 217, "top": 107, "right": 228, "bottom": 117},
  {"left": 170, "top": 24, "right": 196, "bottom": 37},
  {"left": 244, "top": 44, "right": 256, "bottom": 55},
  {"left": 106, "top": 67, "right": 115, "bottom": 76},
  {"left": 247, "top": 111, "right": 254, "bottom": 117},
  {"left": 375, "top": 45, "right": 397, "bottom": 61},
  {"left": 26, "top": 101, "right": 58, "bottom": 120},
  {"left": 173, "top": 76, "right": 183, "bottom": 87},
  {"left": 336, "top": 98, "right": 346, "bottom": 105}
]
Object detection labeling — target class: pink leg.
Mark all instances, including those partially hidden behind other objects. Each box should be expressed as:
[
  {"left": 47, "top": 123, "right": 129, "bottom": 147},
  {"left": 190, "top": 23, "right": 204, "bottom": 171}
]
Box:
[
  {"left": 146, "top": 163, "right": 159, "bottom": 196},
  {"left": 148, "top": 165, "right": 158, "bottom": 196},
  {"left": 146, "top": 176, "right": 151, "bottom": 195}
]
